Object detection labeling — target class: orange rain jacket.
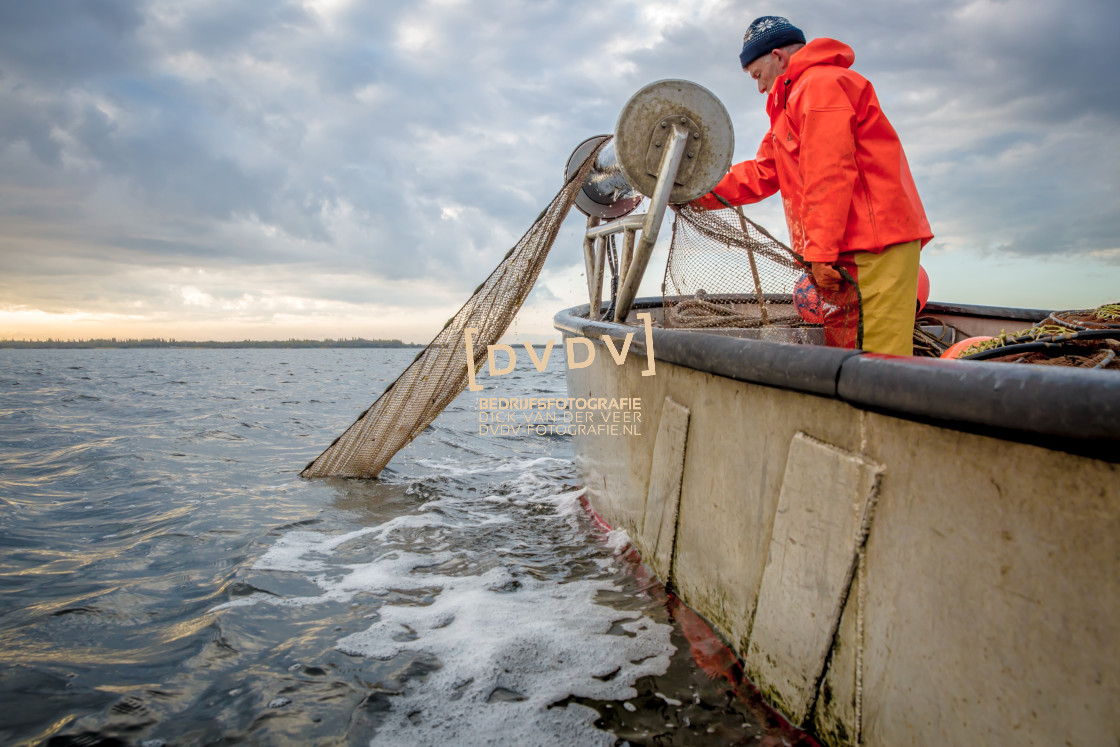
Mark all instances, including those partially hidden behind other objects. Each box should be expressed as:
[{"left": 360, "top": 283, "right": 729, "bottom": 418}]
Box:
[{"left": 693, "top": 38, "right": 933, "bottom": 263}]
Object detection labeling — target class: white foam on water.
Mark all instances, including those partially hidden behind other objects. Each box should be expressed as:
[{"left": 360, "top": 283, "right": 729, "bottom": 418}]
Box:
[
  {"left": 220, "top": 463, "right": 676, "bottom": 745},
  {"left": 603, "top": 528, "right": 633, "bottom": 555},
  {"left": 412, "top": 456, "right": 569, "bottom": 477},
  {"left": 335, "top": 563, "right": 672, "bottom": 746},
  {"left": 211, "top": 588, "right": 354, "bottom": 611},
  {"left": 251, "top": 527, "right": 378, "bottom": 573},
  {"left": 222, "top": 459, "right": 667, "bottom": 743},
  {"left": 331, "top": 550, "right": 458, "bottom": 596},
  {"left": 526, "top": 486, "right": 585, "bottom": 512},
  {"left": 251, "top": 512, "right": 451, "bottom": 573}
]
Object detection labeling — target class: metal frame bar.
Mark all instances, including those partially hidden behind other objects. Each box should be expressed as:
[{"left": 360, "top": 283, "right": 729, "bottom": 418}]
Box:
[
  {"left": 582, "top": 215, "right": 603, "bottom": 316},
  {"left": 580, "top": 125, "right": 692, "bottom": 322},
  {"left": 586, "top": 213, "right": 645, "bottom": 240},
  {"left": 612, "top": 124, "right": 689, "bottom": 322},
  {"left": 619, "top": 227, "right": 636, "bottom": 298}
]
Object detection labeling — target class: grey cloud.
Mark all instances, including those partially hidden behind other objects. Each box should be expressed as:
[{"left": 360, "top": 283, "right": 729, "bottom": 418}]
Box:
[
  {"left": 157, "top": 0, "right": 315, "bottom": 57},
  {"left": 0, "top": 0, "right": 147, "bottom": 83},
  {"left": 0, "top": 0, "right": 1117, "bottom": 327},
  {"left": 0, "top": 95, "right": 65, "bottom": 166}
]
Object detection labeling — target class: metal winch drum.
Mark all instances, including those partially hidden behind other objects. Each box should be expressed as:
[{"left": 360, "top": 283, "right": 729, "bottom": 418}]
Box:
[
  {"left": 565, "top": 79, "right": 735, "bottom": 215},
  {"left": 563, "top": 79, "right": 735, "bottom": 321}
]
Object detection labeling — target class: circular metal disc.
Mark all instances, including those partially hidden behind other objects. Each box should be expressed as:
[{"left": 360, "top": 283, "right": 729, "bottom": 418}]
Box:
[
  {"left": 564, "top": 134, "right": 642, "bottom": 219},
  {"left": 614, "top": 79, "right": 734, "bottom": 204}
]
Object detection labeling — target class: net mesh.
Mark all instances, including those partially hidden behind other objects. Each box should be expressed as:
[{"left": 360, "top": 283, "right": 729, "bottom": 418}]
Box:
[
  {"left": 955, "top": 304, "right": 1120, "bottom": 370},
  {"left": 301, "top": 140, "right": 606, "bottom": 479},
  {"left": 663, "top": 205, "right": 862, "bottom": 348}
]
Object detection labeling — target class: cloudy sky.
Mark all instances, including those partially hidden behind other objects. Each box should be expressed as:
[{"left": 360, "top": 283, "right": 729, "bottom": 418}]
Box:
[{"left": 1, "top": 0, "right": 1118, "bottom": 342}]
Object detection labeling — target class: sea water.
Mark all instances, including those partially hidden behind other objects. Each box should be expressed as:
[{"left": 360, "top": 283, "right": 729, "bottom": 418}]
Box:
[{"left": 0, "top": 348, "right": 809, "bottom": 745}]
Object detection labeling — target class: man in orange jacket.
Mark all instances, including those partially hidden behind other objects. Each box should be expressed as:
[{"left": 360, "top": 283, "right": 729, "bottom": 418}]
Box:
[{"left": 691, "top": 16, "right": 933, "bottom": 355}]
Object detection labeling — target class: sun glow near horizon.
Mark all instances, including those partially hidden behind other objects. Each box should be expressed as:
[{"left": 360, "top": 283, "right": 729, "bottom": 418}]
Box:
[{"left": 0, "top": 306, "right": 448, "bottom": 344}]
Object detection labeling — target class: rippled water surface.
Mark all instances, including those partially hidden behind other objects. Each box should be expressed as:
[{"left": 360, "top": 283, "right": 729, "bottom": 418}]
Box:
[{"left": 0, "top": 349, "right": 810, "bottom": 745}]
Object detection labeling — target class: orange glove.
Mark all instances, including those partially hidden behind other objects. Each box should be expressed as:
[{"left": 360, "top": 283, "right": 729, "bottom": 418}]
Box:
[{"left": 811, "top": 262, "right": 843, "bottom": 292}]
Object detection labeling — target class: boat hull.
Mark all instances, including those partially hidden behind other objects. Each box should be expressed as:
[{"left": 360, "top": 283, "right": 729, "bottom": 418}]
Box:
[{"left": 555, "top": 299, "right": 1120, "bottom": 746}]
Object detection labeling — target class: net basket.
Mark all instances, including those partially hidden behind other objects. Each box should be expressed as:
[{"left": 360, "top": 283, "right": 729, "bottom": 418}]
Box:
[{"left": 662, "top": 205, "right": 862, "bottom": 348}]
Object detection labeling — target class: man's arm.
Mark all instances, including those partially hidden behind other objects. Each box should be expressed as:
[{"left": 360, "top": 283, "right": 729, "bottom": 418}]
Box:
[{"left": 690, "top": 133, "right": 780, "bottom": 210}]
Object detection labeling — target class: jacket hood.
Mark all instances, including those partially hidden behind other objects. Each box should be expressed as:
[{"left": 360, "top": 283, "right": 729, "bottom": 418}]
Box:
[{"left": 786, "top": 38, "right": 855, "bottom": 80}]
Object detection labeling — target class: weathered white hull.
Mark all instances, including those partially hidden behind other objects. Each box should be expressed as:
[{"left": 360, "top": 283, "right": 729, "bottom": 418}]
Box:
[{"left": 555, "top": 299, "right": 1120, "bottom": 746}]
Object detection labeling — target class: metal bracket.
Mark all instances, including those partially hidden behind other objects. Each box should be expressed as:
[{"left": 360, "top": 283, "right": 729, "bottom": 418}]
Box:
[
  {"left": 645, "top": 115, "right": 701, "bottom": 185},
  {"left": 573, "top": 79, "right": 735, "bottom": 322},
  {"left": 613, "top": 123, "right": 690, "bottom": 322}
]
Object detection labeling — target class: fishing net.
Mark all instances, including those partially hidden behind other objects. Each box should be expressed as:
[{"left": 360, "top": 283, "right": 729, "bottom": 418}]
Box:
[
  {"left": 913, "top": 315, "right": 954, "bottom": 357},
  {"left": 954, "top": 303, "right": 1120, "bottom": 370},
  {"left": 663, "top": 204, "right": 862, "bottom": 348},
  {"left": 1047, "top": 303, "right": 1120, "bottom": 331},
  {"left": 301, "top": 140, "right": 606, "bottom": 479}
]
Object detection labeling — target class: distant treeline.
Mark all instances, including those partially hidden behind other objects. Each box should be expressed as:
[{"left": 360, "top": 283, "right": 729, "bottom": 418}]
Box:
[{"left": 0, "top": 338, "right": 422, "bottom": 349}]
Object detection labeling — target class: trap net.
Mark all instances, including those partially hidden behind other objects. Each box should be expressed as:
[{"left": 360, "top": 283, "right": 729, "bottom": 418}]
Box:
[
  {"left": 663, "top": 204, "right": 863, "bottom": 348},
  {"left": 301, "top": 141, "right": 605, "bottom": 479},
  {"left": 953, "top": 303, "right": 1120, "bottom": 370}
]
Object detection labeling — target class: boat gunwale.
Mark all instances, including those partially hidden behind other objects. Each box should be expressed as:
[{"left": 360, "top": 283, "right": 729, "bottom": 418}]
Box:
[{"left": 554, "top": 298, "right": 1120, "bottom": 463}]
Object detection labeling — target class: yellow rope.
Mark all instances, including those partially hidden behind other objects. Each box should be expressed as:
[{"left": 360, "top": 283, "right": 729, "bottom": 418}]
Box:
[
  {"left": 1096, "top": 303, "right": 1120, "bottom": 321},
  {"left": 961, "top": 324, "right": 1074, "bottom": 357}
]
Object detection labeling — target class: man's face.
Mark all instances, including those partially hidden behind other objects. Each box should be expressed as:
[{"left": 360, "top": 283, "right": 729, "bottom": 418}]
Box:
[{"left": 744, "top": 50, "right": 785, "bottom": 95}]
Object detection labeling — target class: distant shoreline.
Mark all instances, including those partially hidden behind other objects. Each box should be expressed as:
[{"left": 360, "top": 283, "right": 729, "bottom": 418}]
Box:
[{"left": 0, "top": 338, "right": 422, "bottom": 349}]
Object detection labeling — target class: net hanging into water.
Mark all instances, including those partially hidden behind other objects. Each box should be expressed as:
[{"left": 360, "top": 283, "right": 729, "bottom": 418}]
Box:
[
  {"left": 663, "top": 204, "right": 863, "bottom": 348},
  {"left": 301, "top": 141, "right": 606, "bottom": 479}
]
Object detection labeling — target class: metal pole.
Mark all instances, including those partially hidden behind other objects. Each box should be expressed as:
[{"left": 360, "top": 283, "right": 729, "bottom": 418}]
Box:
[
  {"left": 583, "top": 215, "right": 600, "bottom": 310},
  {"left": 734, "top": 206, "right": 769, "bottom": 325},
  {"left": 619, "top": 227, "right": 636, "bottom": 297},
  {"left": 614, "top": 124, "right": 689, "bottom": 323},
  {"left": 590, "top": 236, "right": 605, "bottom": 318}
]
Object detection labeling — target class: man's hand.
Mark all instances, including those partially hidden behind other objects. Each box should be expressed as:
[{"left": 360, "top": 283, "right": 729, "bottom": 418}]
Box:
[{"left": 811, "top": 261, "right": 843, "bottom": 292}]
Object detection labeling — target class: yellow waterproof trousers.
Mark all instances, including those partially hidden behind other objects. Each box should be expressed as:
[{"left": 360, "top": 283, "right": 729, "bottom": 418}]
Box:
[{"left": 838, "top": 241, "right": 921, "bottom": 356}]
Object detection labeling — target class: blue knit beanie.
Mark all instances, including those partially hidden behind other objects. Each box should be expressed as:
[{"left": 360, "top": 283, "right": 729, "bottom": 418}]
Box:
[{"left": 739, "top": 16, "right": 805, "bottom": 68}]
